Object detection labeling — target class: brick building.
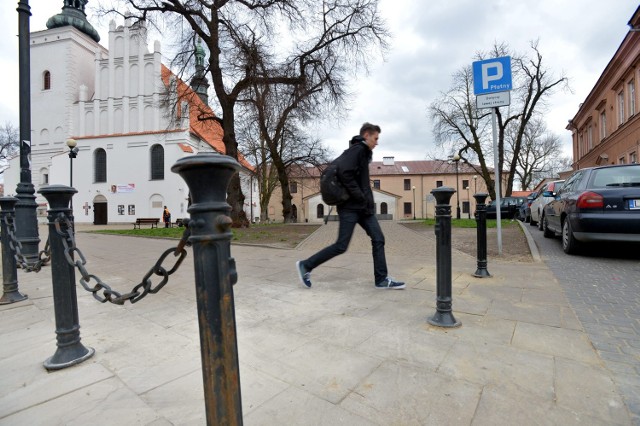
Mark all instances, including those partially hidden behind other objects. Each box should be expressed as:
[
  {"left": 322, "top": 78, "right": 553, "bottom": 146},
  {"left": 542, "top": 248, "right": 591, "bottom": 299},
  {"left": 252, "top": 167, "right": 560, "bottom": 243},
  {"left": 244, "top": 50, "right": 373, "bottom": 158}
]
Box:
[
  {"left": 267, "top": 157, "right": 500, "bottom": 223},
  {"left": 568, "top": 6, "right": 640, "bottom": 169}
]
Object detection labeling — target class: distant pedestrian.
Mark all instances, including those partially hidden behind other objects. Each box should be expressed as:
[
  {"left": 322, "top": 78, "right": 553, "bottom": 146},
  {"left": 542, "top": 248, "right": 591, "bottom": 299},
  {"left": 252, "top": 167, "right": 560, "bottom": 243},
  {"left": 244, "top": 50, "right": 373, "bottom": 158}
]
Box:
[
  {"left": 162, "top": 206, "right": 171, "bottom": 228},
  {"left": 296, "top": 122, "right": 405, "bottom": 290}
]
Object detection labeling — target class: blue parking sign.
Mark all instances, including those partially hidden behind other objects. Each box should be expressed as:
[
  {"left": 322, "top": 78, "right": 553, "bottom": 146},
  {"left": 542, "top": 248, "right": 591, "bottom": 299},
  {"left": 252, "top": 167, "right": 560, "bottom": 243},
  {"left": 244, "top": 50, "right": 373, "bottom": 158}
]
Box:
[{"left": 472, "top": 56, "right": 512, "bottom": 95}]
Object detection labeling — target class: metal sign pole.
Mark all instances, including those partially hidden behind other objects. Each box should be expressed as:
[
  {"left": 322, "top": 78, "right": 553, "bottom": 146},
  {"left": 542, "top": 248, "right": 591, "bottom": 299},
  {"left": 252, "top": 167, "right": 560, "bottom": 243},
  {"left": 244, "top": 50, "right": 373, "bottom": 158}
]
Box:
[{"left": 492, "top": 107, "right": 502, "bottom": 255}]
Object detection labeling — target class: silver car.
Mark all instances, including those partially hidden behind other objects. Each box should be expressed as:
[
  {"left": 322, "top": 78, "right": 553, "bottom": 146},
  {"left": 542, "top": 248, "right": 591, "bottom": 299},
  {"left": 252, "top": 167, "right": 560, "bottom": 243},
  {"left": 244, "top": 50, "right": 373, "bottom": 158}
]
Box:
[{"left": 530, "top": 180, "right": 565, "bottom": 228}]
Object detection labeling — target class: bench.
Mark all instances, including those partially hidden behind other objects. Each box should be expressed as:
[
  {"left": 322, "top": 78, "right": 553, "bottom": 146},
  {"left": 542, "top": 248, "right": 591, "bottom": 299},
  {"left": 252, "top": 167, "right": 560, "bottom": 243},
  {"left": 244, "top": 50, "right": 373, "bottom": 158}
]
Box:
[{"left": 133, "top": 218, "right": 160, "bottom": 229}]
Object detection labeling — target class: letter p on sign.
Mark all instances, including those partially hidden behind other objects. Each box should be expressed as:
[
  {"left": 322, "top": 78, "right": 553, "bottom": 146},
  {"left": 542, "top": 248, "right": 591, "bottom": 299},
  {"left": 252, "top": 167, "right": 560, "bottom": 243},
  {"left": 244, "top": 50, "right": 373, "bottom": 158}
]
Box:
[
  {"left": 481, "top": 62, "right": 503, "bottom": 90},
  {"left": 472, "top": 56, "right": 512, "bottom": 95}
]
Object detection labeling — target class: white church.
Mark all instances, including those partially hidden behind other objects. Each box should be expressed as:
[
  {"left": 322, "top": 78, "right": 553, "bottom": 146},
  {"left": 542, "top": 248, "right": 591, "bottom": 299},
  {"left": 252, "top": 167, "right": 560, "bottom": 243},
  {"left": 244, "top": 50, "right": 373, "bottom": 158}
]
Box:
[{"left": 5, "top": 1, "right": 257, "bottom": 225}]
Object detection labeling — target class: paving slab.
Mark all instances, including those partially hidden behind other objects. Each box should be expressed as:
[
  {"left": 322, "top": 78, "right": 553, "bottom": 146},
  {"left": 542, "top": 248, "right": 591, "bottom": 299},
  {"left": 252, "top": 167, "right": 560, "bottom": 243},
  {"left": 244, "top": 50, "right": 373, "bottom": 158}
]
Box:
[{"left": 0, "top": 222, "right": 634, "bottom": 425}]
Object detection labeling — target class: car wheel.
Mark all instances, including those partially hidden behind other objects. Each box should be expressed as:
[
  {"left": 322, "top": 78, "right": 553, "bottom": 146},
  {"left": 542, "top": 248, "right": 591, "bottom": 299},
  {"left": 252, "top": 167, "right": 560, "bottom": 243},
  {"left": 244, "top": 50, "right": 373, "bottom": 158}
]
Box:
[
  {"left": 542, "top": 215, "right": 554, "bottom": 238},
  {"left": 529, "top": 216, "right": 537, "bottom": 226},
  {"left": 562, "top": 219, "right": 581, "bottom": 254},
  {"left": 537, "top": 213, "right": 544, "bottom": 231}
]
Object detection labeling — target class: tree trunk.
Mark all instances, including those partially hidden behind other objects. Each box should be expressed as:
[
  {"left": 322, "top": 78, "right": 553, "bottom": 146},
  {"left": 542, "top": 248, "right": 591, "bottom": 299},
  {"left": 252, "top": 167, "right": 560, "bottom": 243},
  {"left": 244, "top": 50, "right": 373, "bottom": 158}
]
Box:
[{"left": 221, "top": 107, "right": 249, "bottom": 227}]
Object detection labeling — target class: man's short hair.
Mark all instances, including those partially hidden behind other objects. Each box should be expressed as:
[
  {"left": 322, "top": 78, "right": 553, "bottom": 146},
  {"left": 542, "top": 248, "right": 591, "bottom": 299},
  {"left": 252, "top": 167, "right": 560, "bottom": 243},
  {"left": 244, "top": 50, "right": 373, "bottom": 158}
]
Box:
[{"left": 360, "top": 122, "right": 381, "bottom": 136}]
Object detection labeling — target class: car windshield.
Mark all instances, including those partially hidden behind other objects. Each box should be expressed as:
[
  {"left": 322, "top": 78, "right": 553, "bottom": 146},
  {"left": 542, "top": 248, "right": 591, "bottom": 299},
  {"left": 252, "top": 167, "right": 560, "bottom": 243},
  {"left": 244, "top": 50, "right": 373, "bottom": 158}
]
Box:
[{"left": 590, "top": 165, "right": 640, "bottom": 188}]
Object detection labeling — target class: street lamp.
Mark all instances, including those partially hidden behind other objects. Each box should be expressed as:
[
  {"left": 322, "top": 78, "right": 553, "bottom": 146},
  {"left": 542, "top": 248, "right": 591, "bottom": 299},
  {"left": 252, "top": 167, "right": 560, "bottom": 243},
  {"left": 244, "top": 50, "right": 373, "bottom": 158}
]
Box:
[
  {"left": 66, "top": 138, "right": 79, "bottom": 187},
  {"left": 473, "top": 175, "right": 478, "bottom": 193},
  {"left": 452, "top": 154, "right": 461, "bottom": 219},
  {"left": 66, "top": 138, "right": 79, "bottom": 215},
  {"left": 412, "top": 185, "right": 416, "bottom": 220}
]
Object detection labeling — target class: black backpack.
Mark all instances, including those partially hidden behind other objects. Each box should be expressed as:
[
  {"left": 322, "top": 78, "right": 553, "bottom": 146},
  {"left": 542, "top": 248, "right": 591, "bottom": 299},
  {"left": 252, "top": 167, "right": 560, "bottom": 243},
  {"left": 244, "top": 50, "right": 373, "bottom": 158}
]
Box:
[{"left": 320, "top": 159, "right": 349, "bottom": 206}]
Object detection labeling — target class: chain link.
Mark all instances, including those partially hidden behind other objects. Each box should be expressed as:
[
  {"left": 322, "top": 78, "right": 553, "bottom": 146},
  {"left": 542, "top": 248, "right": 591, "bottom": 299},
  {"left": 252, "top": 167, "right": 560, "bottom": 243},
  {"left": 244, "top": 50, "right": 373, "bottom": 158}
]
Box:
[
  {"left": 3, "top": 215, "right": 51, "bottom": 272},
  {"left": 54, "top": 213, "right": 191, "bottom": 305}
]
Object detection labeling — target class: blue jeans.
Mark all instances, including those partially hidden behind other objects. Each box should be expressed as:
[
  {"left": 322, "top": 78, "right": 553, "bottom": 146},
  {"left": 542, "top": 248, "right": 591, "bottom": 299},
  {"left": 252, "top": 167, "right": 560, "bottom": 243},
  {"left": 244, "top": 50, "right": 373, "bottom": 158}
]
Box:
[{"left": 303, "top": 210, "right": 388, "bottom": 284}]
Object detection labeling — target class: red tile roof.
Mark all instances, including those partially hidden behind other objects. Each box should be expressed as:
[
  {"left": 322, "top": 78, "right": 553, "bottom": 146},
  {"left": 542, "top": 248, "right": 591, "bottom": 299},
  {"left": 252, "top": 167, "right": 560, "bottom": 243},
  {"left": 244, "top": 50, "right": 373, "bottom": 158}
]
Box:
[
  {"left": 369, "top": 160, "right": 487, "bottom": 176},
  {"left": 160, "top": 65, "right": 253, "bottom": 171},
  {"left": 288, "top": 160, "right": 490, "bottom": 178},
  {"left": 178, "top": 143, "right": 194, "bottom": 153}
]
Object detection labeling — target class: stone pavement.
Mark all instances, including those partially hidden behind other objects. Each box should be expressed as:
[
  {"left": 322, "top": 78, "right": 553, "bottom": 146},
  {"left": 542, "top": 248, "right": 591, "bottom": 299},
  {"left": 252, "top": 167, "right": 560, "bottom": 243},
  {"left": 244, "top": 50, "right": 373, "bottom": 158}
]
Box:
[{"left": 0, "top": 222, "right": 634, "bottom": 425}]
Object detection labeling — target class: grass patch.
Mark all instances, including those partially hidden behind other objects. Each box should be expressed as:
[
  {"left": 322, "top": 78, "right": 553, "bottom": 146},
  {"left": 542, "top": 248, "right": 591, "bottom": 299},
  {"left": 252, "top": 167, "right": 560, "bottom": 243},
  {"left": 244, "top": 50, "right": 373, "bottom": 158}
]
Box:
[
  {"left": 89, "top": 223, "right": 321, "bottom": 248},
  {"left": 92, "top": 227, "right": 186, "bottom": 238},
  {"left": 419, "top": 218, "right": 516, "bottom": 228}
]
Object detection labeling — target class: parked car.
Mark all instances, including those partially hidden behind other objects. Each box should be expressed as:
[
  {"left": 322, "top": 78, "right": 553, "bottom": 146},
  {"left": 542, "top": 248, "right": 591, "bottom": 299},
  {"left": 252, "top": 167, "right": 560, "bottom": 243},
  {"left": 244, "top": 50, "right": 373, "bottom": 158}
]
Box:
[
  {"left": 517, "top": 192, "right": 538, "bottom": 223},
  {"left": 486, "top": 196, "right": 527, "bottom": 219},
  {"left": 542, "top": 164, "right": 640, "bottom": 254},
  {"left": 530, "top": 180, "right": 565, "bottom": 228}
]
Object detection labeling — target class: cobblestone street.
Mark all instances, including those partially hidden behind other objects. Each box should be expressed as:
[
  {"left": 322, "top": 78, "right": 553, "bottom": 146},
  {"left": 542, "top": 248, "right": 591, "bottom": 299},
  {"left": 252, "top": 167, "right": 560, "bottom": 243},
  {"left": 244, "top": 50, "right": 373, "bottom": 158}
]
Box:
[{"left": 530, "top": 229, "right": 640, "bottom": 422}]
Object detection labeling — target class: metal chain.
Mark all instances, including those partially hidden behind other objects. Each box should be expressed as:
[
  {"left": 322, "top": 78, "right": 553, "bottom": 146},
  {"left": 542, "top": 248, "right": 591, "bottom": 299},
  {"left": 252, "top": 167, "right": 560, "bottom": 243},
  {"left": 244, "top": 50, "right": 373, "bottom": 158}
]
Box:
[
  {"left": 54, "top": 213, "right": 191, "bottom": 305},
  {"left": 3, "top": 215, "right": 51, "bottom": 272}
]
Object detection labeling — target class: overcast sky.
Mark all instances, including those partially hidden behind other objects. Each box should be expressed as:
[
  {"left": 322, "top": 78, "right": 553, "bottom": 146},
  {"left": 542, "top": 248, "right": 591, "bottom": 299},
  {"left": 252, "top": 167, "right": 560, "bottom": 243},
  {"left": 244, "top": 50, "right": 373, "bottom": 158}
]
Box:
[{"left": 1, "top": 1, "right": 638, "bottom": 163}]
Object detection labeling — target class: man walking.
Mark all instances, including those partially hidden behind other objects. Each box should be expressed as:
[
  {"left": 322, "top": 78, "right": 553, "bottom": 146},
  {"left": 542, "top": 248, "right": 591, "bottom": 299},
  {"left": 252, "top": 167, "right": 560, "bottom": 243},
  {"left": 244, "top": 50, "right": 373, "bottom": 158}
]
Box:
[{"left": 296, "top": 122, "right": 405, "bottom": 290}]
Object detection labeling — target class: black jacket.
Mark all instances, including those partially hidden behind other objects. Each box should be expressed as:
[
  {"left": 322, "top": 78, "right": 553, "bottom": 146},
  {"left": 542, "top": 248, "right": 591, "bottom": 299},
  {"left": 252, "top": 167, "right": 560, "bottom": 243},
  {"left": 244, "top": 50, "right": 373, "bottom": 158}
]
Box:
[{"left": 336, "top": 136, "right": 374, "bottom": 215}]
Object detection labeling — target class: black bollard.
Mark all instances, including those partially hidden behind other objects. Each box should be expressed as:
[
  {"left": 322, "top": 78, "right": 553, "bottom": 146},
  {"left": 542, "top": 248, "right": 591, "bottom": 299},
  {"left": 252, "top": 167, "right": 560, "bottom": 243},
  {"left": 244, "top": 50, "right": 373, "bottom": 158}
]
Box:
[
  {"left": 428, "top": 187, "right": 461, "bottom": 328},
  {"left": 172, "top": 153, "right": 243, "bottom": 426},
  {"left": 473, "top": 193, "right": 491, "bottom": 278},
  {"left": 0, "top": 197, "right": 28, "bottom": 304},
  {"left": 39, "top": 185, "right": 94, "bottom": 370}
]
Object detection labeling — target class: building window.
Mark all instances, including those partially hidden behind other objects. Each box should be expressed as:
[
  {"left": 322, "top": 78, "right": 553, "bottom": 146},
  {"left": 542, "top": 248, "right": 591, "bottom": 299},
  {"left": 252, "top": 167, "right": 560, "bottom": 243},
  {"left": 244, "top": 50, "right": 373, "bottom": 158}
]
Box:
[
  {"left": 436, "top": 180, "right": 443, "bottom": 188},
  {"left": 380, "top": 202, "right": 388, "bottom": 215},
  {"left": 619, "top": 157, "right": 626, "bottom": 164},
  {"left": 404, "top": 179, "right": 411, "bottom": 190},
  {"left": 118, "top": 205, "right": 125, "bottom": 215},
  {"left": 629, "top": 80, "right": 636, "bottom": 116},
  {"left": 94, "top": 148, "right": 107, "bottom": 183},
  {"left": 373, "top": 179, "right": 380, "bottom": 189},
  {"left": 618, "top": 90, "right": 625, "bottom": 125},
  {"left": 150, "top": 144, "right": 164, "bottom": 180},
  {"left": 600, "top": 111, "right": 606, "bottom": 140},
  {"left": 587, "top": 125, "right": 593, "bottom": 150},
  {"left": 316, "top": 204, "right": 324, "bottom": 219},
  {"left": 462, "top": 201, "right": 470, "bottom": 214},
  {"left": 462, "top": 179, "right": 469, "bottom": 189},
  {"left": 630, "top": 152, "right": 637, "bottom": 164},
  {"left": 40, "top": 167, "right": 49, "bottom": 185},
  {"left": 404, "top": 202, "right": 412, "bottom": 215},
  {"left": 43, "top": 71, "right": 51, "bottom": 90},
  {"left": 578, "top": 133, "right": 584, "bottom": 158},
  {"left": 290, "top": 182, "right": 297, "bottom": 194}
]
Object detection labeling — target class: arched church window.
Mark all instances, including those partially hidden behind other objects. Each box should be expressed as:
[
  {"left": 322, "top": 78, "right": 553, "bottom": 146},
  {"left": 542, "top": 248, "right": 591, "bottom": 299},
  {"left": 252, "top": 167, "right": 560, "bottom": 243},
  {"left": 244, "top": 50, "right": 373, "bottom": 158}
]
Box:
[
  {"left": 43, "top": 71, "right": 51, "bottom": 90},
  {"left": 94, "top": 148, "right": 107, "bottom": 182},
  {"left": 316, "top": 204, "right": 324, "bottom": 219},
  {"left": 150, "top": 144, "right": 164, "bottom": 180}
]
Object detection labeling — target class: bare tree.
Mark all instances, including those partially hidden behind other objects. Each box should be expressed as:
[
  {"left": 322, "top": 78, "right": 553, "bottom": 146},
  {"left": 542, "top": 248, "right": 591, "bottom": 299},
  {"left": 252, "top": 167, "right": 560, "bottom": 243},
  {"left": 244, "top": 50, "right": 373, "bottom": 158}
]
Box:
[
  {"left": 429, "top": 41, "right": 568, "bottom": 199},
  {"left": 506, "top": 118, "right": 569, "bottom": 190},
  {"left": 238, "top": 126, "right": 278, "bottom": 222},
  {"left": 238, "top": 100, "right": 330, "bottom": 222},
  {"left": 0, "top": 122, "right": 20, "bottom": 175},
  {"left": 103, "top": 0, "right": 389, "bottom": 226}
]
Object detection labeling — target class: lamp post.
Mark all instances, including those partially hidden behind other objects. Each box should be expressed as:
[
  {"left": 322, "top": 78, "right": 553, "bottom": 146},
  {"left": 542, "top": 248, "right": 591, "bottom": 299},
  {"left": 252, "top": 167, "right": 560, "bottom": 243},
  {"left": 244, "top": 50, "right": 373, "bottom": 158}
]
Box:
[
  {"left": 452, "top": 154, "right": 461, "bottom": 219},
  {"left": 66, "top": 139, "right": 79, "bottom": 216},
  {"left": 466, "top": 185, "right": 471, "bottom": 219},
  {"left": 412, "top": 185, "right": 416, "bottom": 220},
  {"left": 14, "top": 0, "right": 40, "bottom": 263},
  {"left": 473, "top": 175, "right": 478, "bottom": 193}
]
